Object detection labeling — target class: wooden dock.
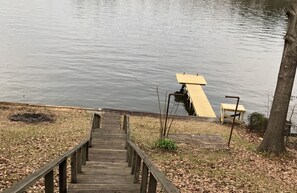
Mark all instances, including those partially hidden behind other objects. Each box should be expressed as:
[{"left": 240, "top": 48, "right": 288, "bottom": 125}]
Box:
[
  {"left": 176, "top": 73, "right": 217, "bottom": 118},
  {"left": 68, "top": 112, "right": 140, "bottom": 193}
]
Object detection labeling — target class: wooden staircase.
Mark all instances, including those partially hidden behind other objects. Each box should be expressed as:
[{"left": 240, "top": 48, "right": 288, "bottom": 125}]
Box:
[
  {"left": 68, "top": 112, "right": 140, "bottom": 193},
  {"left": 2, "top": 111, "right": 179, "bottom": 193}
]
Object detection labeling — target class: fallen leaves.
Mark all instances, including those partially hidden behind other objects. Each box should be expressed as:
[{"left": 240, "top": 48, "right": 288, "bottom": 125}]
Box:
[
  {"left": 0, "top": 104, "right": 91, "bottom": 192},
  {"left": 131, "top": 116, "right": 297, "bottom": 193}
]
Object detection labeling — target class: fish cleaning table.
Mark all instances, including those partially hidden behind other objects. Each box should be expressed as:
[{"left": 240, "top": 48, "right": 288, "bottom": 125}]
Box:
[{"left": 220, "top": 103, "right": 246, "bottom": 123}]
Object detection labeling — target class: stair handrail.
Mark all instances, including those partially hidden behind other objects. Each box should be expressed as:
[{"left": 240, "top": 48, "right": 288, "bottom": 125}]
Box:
[
  {"left": 123, "top": 115, "right": 180, "bottom": 193},
  {"left": 1, "top": 112, "right": 101, "bottom": 193}
]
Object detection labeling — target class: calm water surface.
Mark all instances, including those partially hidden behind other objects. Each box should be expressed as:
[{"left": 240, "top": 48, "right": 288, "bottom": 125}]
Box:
[{"left": 0, "top": 0, "right": 291, "bottom": 117}]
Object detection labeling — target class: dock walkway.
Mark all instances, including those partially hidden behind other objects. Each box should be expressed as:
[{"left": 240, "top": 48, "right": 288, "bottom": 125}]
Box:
[
  {"left": 176, "top": 73, "right": 216, "bottom": 118},
  {"left": 68, "top": 112, "right": 140, "bottom": 193},
  {"left": 186, "top": 84, "right": 216, "bottom": 118}
]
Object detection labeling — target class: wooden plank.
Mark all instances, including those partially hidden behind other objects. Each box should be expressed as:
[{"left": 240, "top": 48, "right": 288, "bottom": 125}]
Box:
[
  {"left": 92, "top": 130, "right": 126, "bottom": 135},
  {"left": 91, "top": 134, "right": 126, "bottom": 140},
  {"left": 68, "top": 190, "right": 139, "bottom": 193},
  {"left": 88, "top": 150, "right": 127, "bottom": 160},
  {"left": 91, "top": 139, "right": 125, "bottom": 145},
  {"left": 176, "top": 73, "right": 207, "bottom": 85},
  {"left": 82, "top": 162, "right": 129, "bottom": 169},
  {"left": 84, "top": 161, "right": 128, "bottom": 166},
  {"left": 90, "top": 148, "right": 126, "bottom": 152},
  {"left": 76, "top": 176, "right": 134, "bottom": 184},
  {"left": 186, "top": 84, "right": 216, "bottom": 118},
  {"left": 78, "top": 171, "right": 133, "bottom": 177},
  {"left": 81, "top": 167, "right": 131, "bottom": 174},
  {"left": 91, "top": 144, "right": 125, "bottom": 150},
  {"left": 88, "top": 154, "right": 126, "bottom": 161},
  {"left": 68, "top": 184, "right": 140, "bottom": 191}
]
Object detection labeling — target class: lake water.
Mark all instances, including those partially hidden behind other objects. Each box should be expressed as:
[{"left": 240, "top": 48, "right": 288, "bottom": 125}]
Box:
[{"left": 0, "top": 0, "right": 292, "bottom": 118}]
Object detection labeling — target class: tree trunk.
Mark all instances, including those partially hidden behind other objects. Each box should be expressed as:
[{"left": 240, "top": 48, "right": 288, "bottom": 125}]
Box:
[{"left": 258, "top": 3, "right": 297, "bottom": 154}]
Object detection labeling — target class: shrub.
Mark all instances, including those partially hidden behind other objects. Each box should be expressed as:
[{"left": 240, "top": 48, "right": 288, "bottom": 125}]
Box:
[
  {"left": 155, "top": 138, "right": 177, "bottom": 151},
  {"left": 248, "top": 112, "right": 268, "bottom": 134}
]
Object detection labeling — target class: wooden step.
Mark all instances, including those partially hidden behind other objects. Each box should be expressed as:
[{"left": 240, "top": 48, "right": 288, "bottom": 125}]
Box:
[
  {"left": 89, "top": 148, "right": 126, "bottom": 154},
  {"left": 97, "top": 126, "right": 123, "bottom": 131},
  {"left": 91, "top": 141, "right": 126, "bottom": 149},
  {"left": 92, "top": 134, "right": 126, "bottom": 140},
  {"left": 102, "top": 118, "right": 121, "bottom": 124},
  {"left": 92, "top": 131, "right": 126, "bottom": 136},
  {"left": 85, "top": 161, "right": 128, "bottom": 166},
  {"left": 89, "top": 148, "right": 126, "bottom": 152},
  {"left": 79, "top": 169, "right": 132, "bottom": 176},
  {"left": 68, "top": 184, "right": 140, "bottom": 193},
  {"left": 68, "top": 112, "right": 138, "bottom": 193},
  {"left": 88, "top": 149, "right": 126, "bottom": 161},
  {"left": 76, "top": 176, "right": 134, "bottom": 184},
  {"left": 92, "top": 129, "right": 125, "bottom": 134},
  {"left": 91, "top": 139, "right": 125, "bottom": 144},
  {"left": 82, "top": 162, "right": 129, "bottom": 170},
  {"left": 68, "top": 190, "right": 139, "bottom": 193}
]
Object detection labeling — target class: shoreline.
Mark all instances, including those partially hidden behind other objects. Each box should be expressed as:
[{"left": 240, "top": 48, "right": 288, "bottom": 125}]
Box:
[{"left": 0, "top": 101, "right": 218, "bottom": 122}]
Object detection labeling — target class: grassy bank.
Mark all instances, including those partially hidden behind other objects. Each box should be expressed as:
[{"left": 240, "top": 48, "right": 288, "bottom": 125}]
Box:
[
  {"left": 0, "top": 104, "right": 91, "bottom": 192},
  {"left": 130, "top": 116, "right": 297, "bottom": 193}
]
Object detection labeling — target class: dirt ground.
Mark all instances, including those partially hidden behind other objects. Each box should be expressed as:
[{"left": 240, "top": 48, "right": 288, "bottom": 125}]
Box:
[
  {"left": 2, "top": 105, "right": 297, "bottom": 193},
  {"left": 0, "top": 103, "right": 91, "bottom": 192},
  {"left": 130, "top": 115, "right": 297, "bottom": 193}
]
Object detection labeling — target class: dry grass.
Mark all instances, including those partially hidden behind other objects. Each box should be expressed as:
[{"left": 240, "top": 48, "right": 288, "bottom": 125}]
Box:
[
  {"left": 130, "top": 116, "right": 297, "bottom": 193},
  {"left": 0, "top": 104, "right": 91, "bottom": 192}
]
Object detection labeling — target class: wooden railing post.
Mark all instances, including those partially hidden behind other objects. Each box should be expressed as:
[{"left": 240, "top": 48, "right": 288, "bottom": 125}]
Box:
[
  {"left": 71, "top": 152, "right": 77, "bottom": 183},
  {"left": 124, "top": 115, "right": 130, "bottom": 149},
  {"left": 128, "top": 145, "right": 132, "bottom": 167},
  {"left": 133, "top": 155, "right": 141, "bottom": 183},
  {"left": 126, "top": 143, "right": 130, "bottom": 162},
  {"left": 92, "top": 114, "right": 97, "bottom": 130},
  {"left": 59, "top": 159, "right": 67, "bottom": 193},
  {"left": 89, "top": 133, "right": 93, "bottom": 148},
  {"left": 140, "top": 164, "right": 149, "bottom": 193},
  {"left": 123, "top": 114, "right": 128, "bottom": 133},
  {"left": 77, "top": 148, "right": 82, "bottom": 173},
  {"left": 127, "top": 116, "right": 130, "bottom": 138},
  {"left": 148, "top": 173, "right": 157, "bottom": 193},
  {"left": 82, "top": 144, "right": 86, "bottom": 165},
  {"left": 131, "top": 150, "right": 136, "bottom": 174},
  {"left": 98, "top": 114, "right": 101, "bottom": 129},
  {"left": 86, "top": 142, "right": 89, "bottom": 161},
  {"left": 44, "top": 170, "right": 54, "bottom": 193}
]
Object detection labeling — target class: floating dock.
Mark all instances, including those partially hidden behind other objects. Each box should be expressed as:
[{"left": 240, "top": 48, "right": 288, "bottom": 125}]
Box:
[{"left": 176, "top": 73, "right": 216, "bottom": 118}]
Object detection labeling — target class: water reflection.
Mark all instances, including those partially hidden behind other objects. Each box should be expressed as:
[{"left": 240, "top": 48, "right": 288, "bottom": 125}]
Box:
[
  {"left": 0, "top": 0, "right": 290, "bottom": 118},
  {"left": 232, "top": 0, "right": 287, "bottom": 12}
]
